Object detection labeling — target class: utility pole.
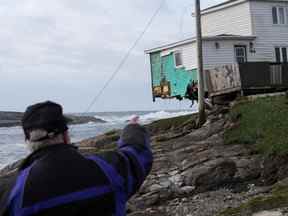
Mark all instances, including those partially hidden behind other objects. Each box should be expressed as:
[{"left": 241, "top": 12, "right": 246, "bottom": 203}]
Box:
[{"left": 195, "top": 0, "right": 206, "bottom": 126}]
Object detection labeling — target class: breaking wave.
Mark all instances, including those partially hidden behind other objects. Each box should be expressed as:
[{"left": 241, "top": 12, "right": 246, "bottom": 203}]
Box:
[
  {"left": 0, "top": 108, "right": 198, "bottom": 169},
  {"left": 94, "top": 109, "right": 197, "bottom": 124}
]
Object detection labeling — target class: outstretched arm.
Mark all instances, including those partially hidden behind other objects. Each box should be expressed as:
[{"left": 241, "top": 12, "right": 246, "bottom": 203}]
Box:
[{"left": 98, "top": 117, "right": 153, "bottom": 199}]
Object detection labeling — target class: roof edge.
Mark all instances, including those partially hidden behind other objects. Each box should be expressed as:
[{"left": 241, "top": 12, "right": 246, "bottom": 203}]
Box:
[
  {"left": 145, "top": 38, "right": 196, "bottom": 54},
  {"left": 145, "top": 35, "right": 257, "bottom": 54},
  {"left": 201, "top": 0, "right": 247, "bottom": 15},
  {"left": 201, "top": 0, "right": 288, "bottom": 15}
]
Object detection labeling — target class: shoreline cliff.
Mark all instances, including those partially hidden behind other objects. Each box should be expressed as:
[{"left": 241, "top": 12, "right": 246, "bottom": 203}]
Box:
[
  {"left": 2, "top": 95, "right": 288, "bottom": 216},
  {"left": 0, "top": 111, "right": 106, "bottom": 127}
]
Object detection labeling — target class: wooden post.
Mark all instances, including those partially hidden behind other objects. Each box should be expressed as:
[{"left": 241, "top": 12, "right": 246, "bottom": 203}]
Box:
[{"left": 195, "top": 0, "right": 206, "bottom": 126}]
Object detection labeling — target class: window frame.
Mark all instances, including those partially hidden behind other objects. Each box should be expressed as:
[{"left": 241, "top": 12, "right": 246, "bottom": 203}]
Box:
[
  {"left": 286, "top": 7, "right": 288, "bottom": 25},
  {"left": 234, "top": 45, "right": 247, "bottom": 64},
  {"left": 174, "top": 51, "right": 184, "bottom": 68},
  {"left": 275, "top": 46, "right": 288, "bottom": 63},
  {"left": 282, "top": 47, "right": 287, "bottom": 63},
  {"left": 272, "top": 6, "right": 278, "bottom": 24},
  {"left": 272, "top": 6, "right": 288, "bottom": 25},
  {"left": 279, "top": 7, "right": 286, "bottom": 24},
  {"left": 275, "top": 47, "right": 281, "bottom": 63}
]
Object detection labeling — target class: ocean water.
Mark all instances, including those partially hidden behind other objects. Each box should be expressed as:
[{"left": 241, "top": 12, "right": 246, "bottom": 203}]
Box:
[{"left": 0, "top": 109, "right": 197, "bottom": 169}]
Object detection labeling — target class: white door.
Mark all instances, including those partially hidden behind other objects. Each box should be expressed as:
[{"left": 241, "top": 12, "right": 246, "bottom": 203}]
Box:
[{"left": 234, "top": 45, "right": 247, "bottom": 63}]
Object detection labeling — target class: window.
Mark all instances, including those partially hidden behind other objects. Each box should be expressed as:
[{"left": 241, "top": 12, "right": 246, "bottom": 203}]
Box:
[
  {"left": 234, "top": 45, "right": 247, "bottom": 63},
  {"left": 272, "top": 6, "right": 288, "bottom": 25},
  {"left": 287, "top": 8, "right": 288, "bottom": 24},
  {"left": 273, "top": 7, "right": 278, "bottom": 24},
  {"left": 174, "top": 51, "right": 183, "bottom": 67},
  {"left": 275, "top": 47, "right": 288, "bottom": 62},
  {"left": 275, "top": 47, "right": 281, "bottom": 62},
  {"left": 279, "top": 7, "right": 285, "bottom": 24},
  {"left": 282, "top": 47, "right": 287, "bottom": 62}
]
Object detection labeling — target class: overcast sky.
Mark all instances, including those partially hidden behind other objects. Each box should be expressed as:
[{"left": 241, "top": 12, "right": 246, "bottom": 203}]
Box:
[{"left": 0, "top": 0, "right": 225, "bottom": 112}]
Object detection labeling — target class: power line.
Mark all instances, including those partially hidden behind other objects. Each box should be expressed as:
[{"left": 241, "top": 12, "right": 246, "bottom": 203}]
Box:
[
  {"left": 85, "top": 0, "right": 167, "bottom": 113},
  {"left": 179, "top": 4, "right": 194, "bottom": 39}
]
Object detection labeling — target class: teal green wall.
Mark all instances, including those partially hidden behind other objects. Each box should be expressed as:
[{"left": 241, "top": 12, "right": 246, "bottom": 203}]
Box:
[
  {"left": 150, "top": 52, "right": 198, "bottom": 98},
  {"left": 150, "top": 52, "right": 162, "bottom": 87}
]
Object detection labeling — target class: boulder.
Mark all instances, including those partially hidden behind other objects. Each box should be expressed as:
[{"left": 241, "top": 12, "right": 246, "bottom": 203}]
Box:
[
  {"left": 184, "top": 159, "right": 237, "bottom": 192},
  {"left": 253, "top": 210, "right": 283, "bottom": 216},
  {"left": 79, "top": 131, "right": 120, "bottom": 152}
]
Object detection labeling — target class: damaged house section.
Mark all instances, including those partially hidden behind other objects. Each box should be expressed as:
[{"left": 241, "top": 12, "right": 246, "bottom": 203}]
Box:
[{"left": 145, "top": 0, "right": 288, "bottom": 102}]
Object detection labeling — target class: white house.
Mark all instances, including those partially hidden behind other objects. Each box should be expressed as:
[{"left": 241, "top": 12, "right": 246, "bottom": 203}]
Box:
[
  {"left": 201, "top": 0, "right": 288, "bottom": 64},
  {"left": 145, "top": 0, "right": 288, "bottom": 99}
]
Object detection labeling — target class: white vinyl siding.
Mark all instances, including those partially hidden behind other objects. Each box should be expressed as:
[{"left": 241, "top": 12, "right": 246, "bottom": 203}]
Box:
[
  {"left": 202, "top": 40, "right": 254, "bottom": 70},
  {"left": 159, "top": 40, "right": 254, "bottom": 71},
  {"left": 250, "top": 1, "right": 288, "bottom": 62},
  {"left": 161, "top": 43, "right": 197, "bottom": 71},
  {"left": 201, "top": 1, "right": 253, "bottom": 36}
]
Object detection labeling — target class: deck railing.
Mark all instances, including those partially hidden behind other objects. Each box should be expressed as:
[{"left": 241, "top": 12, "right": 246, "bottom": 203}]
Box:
[
  {"left": 270, "top": 63, "right": 283, "bottom": 85},
  {"left": 207, "top": 62, "right": 288, "bottom": 97}
]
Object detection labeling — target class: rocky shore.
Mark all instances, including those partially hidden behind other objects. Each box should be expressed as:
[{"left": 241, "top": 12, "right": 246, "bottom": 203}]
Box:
[
  {"left": 1, "top": 98, "right": 288, "bottom": 216},
  {"left": 0, "top": 111, "right": 105, "bottom": 127},
  {"left": 0, "top": 112, "right": 23, "bottom": 127},
  {"left": 79, "top": 103, "right": 288, "bottom": 216}
]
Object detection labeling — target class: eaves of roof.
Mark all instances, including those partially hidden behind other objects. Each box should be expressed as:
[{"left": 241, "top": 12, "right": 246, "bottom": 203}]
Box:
[
  {"left": 201, "top": 0, "right": 288, "bottom": 15},
  {"left": 202, "top": 0, "right": 242, "bottom": 13},
  {"left": 145, "top": 35, "right": 257, "bottom": 54}
]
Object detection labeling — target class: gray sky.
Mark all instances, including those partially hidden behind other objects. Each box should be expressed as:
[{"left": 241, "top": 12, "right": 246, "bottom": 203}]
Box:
[{"left": 0, "top": 0, "right": 225, "bottom": 112}]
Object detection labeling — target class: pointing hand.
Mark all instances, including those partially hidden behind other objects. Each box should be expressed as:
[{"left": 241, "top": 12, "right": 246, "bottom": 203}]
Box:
[{"left": 129, "top": 115, "right": 140, "bottom": 125}]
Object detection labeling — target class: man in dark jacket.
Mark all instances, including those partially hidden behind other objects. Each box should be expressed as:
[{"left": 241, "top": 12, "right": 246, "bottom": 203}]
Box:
[
  {"left": 185, "top": 80, "right": 198, "bottom": 107},
  {"left": 0, "top": 101, "right": 153, "bottom": 216}
]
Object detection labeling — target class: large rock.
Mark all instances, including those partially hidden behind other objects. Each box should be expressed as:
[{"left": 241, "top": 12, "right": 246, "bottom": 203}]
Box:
[
  {"left": 184, "top": 159, "right": 237, "bottom": 192},
  {"left": 79, "top": 130, "right": 120, "bottom": 151},
  {"left": 261, "top": 155, "right": 288, "bottom": 186},
  {"left": 253, "top": 210, "right": 283, "bottom": 216}
]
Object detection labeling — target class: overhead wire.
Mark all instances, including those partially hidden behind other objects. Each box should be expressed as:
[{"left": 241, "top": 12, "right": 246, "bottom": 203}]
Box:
[
  {"left": 84, "top": 0, "right": 167, "bottom": 113},
  {"left": 179, "top": 4, "right": 194, "bottom": 40},
  {"left": 69, "top": 0, "right": 166, "bottom": 136}
]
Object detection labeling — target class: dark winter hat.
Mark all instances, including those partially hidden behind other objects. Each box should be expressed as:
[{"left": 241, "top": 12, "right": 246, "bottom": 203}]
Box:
[{"left": 22, "top": 101, "right": 68, "bottom": 140}]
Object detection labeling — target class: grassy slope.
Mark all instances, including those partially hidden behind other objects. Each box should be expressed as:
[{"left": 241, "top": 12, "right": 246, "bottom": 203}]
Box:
[
  {"left": 225, "top": 96, "right": 288, "bottom": 155},
  {"left": 146, "top": 113, "right": 197, "bottom": 133},
  {"left": 219, "top": 95, "right": 288, "bottom": 216},
  {"left": 79, "top": 113, "right": 197, "bottom": 151},
  {"left": 219, "top": 181, "right": 288, "bottom": 216}
]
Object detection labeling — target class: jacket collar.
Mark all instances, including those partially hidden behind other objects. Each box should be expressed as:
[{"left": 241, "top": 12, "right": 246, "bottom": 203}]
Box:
[{"left": 19, "top": 144, "right": 77, "bottom": 170}]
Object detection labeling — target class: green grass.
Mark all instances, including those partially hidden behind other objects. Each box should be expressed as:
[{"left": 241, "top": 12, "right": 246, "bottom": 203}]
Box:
[
  {"left": 218, "top": 180, "right": 288, "bottom": 216},
  {"left": 146, "top": 113, "right": 197, "bottom": 133},
  {"left": 104, "top": 129, "right": 119, "bottom": 137},
  {"left": 224, "top": 96, "right": 288, "bottom": 155}
]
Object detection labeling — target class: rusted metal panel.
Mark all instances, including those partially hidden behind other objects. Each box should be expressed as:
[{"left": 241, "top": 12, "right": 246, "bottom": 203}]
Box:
[
  {"left": 152, "top": 80, "right": 171, "bottom": 98},
  {"left": 206, "top": 64, "right": 241, "bottom": 96}
]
